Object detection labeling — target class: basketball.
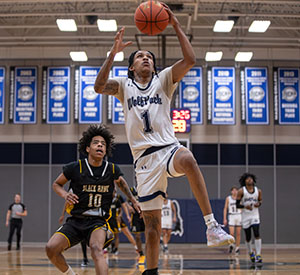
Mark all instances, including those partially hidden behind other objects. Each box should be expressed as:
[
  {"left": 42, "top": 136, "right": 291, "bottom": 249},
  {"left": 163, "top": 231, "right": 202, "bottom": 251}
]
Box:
[{"left": 134, "top": 0, "right": 169, "bottom": 36}]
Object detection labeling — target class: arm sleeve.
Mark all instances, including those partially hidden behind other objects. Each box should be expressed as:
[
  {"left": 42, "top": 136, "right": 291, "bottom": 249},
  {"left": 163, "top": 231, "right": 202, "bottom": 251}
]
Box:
[
  {"left": 158, "top": 66, "right": 178, "bottom": 99},
  {"left": 8, "top": 204, "right": 13, "bottom": 210},
  {"left": 236, "top": 199, "right": 244, "bottom": 209},
  {"left": 21, "top": 203, "right": 26, "bottom": 211}
]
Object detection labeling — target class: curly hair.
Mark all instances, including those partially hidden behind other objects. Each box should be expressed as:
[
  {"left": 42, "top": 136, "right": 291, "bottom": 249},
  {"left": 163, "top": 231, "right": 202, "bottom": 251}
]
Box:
[
  {"left": 128, "top": 50, "right": 158, "bottom": 80},
  {"left": 78, "top": 124, "right": 115, "bottom": 157},
  {"left": 239, "top": 173, "right": 257, "bottom": 187}
]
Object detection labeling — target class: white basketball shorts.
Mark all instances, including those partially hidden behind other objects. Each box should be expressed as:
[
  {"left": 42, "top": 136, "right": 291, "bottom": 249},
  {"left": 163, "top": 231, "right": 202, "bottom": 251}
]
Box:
[
  {"left": 228, "top": 214, "right": 242, "bottom": 227},
  {"left": 135, "top": 143, "right": 184, "bottom": 211}
]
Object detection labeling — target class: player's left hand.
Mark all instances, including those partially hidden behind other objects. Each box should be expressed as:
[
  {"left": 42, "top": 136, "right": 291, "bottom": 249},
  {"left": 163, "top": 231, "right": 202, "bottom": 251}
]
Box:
[
  {"left": 161, "top": 2, "right": 179, "bottom": 27},
  {"left": 58, "top": 215, "right": 64, "bottom": 224}
]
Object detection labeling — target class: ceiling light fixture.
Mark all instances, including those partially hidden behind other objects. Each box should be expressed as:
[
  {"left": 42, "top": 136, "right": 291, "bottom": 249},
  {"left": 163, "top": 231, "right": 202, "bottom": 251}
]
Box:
[
  {"left": 205, "top": 51, "right": 223, "bottom": 62},
  {"left": 213, "top": 20, "right": 234, "bottom": 32},
  {"left": 70, "top": 51, "right": 88, "bottom": 62},
  {"left": 235, "top": 52, "right": 253, "bottom": 62},
  {"left": 56, "top": 19, "right": 77, "bottom": 32},
  {"left": 248, "top": 20, "right": 271, "bottom": 33},
  {"left": 97, "top": 19, "right": 117, "bottom": 32},
  {"left": 107, "top": 51, "right": 124, "bottom": 62}
]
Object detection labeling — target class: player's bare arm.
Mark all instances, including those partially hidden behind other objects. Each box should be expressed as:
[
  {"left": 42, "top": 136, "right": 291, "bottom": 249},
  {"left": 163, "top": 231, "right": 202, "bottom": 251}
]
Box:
[
  {"left": 115, "top": 176, "right": 141, "bottom": 214},
  {"left": 52, "top": 173, "right": 79, "bottom": 205},
  {"left": 5, "top": 210, "right": 11, "bottom": 227},
  {"left": 162, "top": 3, "right": 195, "bottom": 83},
  {"left": 171, "top": 201, "right": 177, "bottom": 222},
  {"left": 16, "top": 210, "right": 27, "bottom": 217},
  {"left": 223, "top": 197, "right": 229, "bottom": 226},
  {"left": 254, "top": 189, "right": 262, "bottom": 207},
  {"left": 94, "top": 27, "right": 132, "bottom": 95}
]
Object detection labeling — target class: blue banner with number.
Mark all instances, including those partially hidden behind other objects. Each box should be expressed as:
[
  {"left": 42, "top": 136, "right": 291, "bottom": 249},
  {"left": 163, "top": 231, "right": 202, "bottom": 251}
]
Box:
[
  {"left": 278, "top": 68, "right": 300, "bottom": 124},
  {"left": 245, "top": 67, "right": 269, "bottom": 124},
  {"left": 14, "top": 67, "right": 37, "bottom": 124},
  {"left": 0, "top": 67, "right": 5, "bottom": 124},
  {"left": 79, "top": 66, "right": 101, "bottom": 124},
  {"left": 47, "top": 67, "right": 70, "bottom": 124},
  {"left": 179, "top": 67, "right": 202, "bottom": 124},
  {"left": 112, "top": 66, "right": 127, "bottom": 124},
  {"left": 211, "top": 67, "right": 235, "bottom": 125}
]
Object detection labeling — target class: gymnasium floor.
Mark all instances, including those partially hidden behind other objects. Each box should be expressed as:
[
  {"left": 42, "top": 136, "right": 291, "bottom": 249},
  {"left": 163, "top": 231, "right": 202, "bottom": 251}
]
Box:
[{"left": 1, "top": 243, "right": 300, "bottom": 274}]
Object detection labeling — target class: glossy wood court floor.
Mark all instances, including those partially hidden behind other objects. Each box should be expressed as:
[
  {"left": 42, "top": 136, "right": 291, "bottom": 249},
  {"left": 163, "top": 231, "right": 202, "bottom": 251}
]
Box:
[{"left": 1, "top": 243, "right": 300, "bottom": 275}]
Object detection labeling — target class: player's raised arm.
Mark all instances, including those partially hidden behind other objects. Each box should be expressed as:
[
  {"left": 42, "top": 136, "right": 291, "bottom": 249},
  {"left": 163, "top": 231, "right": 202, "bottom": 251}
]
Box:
[
  {"left": 162, "top": 3, "right": 196, "bottom": 83},
  {"left": 94, "top": 27, "right": 132, "bottom": 96}
]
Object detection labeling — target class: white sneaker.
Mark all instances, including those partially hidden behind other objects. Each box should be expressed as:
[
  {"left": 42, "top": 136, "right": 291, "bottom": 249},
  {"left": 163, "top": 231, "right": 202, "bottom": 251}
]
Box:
[{"left": 206, "top": 223, "right": 235, "bottom": 247}]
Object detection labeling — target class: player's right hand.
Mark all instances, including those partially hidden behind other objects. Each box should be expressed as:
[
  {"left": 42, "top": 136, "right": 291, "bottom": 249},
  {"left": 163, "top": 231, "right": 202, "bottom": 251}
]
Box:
[
  {"left": 111, "top": 27, "right": 132, "bottom": 54},
  {"left": 64, "top": 192, "right": 79, "bottom": 205},
  {"left": 245, "top": 205, "right": 253, "bottom": 210}
]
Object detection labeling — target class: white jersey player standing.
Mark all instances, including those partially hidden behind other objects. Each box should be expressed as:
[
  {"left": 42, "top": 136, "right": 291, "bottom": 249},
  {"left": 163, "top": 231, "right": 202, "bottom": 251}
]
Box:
[
  {"left": 236, "top": 173, "right": 262, "bottom": 264},
  {"left": 161, "top": 196, "right": 176, "bottom": 253},
  {"left": 223, "top": 187, "right": 242, "bottom": 255},
  {"left": 94, "top": 3, "right": 234, "bottom": 274}
]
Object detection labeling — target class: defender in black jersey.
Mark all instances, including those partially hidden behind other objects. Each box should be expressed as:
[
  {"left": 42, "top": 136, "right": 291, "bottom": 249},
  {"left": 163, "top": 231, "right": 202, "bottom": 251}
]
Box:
[
  {"left": 108, "top": 192, "right": 139, "bottom": 255},
  {"left": 128, "top": 186, "right": 145, "bottom": 258},
  {"left": 46, "top": 125, "right": 140, "bottom": 275}
]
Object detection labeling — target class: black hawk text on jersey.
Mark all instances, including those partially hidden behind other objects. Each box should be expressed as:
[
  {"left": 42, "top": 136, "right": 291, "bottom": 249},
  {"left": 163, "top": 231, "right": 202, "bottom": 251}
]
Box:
[{"left": 63, "top": 159, "right": 123, "bottom": 219}]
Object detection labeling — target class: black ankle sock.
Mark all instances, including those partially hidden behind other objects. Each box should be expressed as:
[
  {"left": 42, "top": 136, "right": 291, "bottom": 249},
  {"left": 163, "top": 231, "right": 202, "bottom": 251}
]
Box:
[{"left": 142, "top": 268, "right": 158, "bottom": 275}]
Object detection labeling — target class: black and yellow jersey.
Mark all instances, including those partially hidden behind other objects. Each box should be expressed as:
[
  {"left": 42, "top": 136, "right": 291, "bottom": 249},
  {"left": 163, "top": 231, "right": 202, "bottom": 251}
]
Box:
[
  {"left": 110, "top": 194, "right": 125, "bottom": 218},
  {"left": 63, "top": 158, "right": 123, "bottom": 219}
]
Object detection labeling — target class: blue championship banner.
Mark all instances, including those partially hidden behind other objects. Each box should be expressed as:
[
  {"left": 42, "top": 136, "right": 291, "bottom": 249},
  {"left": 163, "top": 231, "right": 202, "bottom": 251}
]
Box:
[
  {"left": 47, "top": 67, "right": 70, "bottom": 124},
  {"left": 243, "top": 67, "right": 269, "bottom": 124},
  {"left": 179, "top": 67, "right": 202, "bottom": 124},
  {"left": 79, "top": 66, "right": 101, "bottom": 124},
  {"left": 277, "top": 68, "right": 300, "bottom": 124},
  {"left": 0, "top": 67, "right": 5, "bottom": 124},
  {"left": 14, "top": 67, "right": 37, "bottom": 124},
  {"left": 211, "top": 67, "right": 235, "bottom": 125},
  {"left": 112, "top": 66, "right": 127, "bottom": 124}
]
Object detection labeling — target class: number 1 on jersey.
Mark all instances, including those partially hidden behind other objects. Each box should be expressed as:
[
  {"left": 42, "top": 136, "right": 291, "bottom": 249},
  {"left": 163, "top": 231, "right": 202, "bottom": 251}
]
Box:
[{"left": 141, "top": 110, "right": 153, "bottom": 133}]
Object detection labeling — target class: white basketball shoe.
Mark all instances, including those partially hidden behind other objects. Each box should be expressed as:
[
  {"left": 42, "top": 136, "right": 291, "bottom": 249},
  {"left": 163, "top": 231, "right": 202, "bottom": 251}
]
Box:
[{"left": 207, "top": 222, "right": 235, "bottom": 247}]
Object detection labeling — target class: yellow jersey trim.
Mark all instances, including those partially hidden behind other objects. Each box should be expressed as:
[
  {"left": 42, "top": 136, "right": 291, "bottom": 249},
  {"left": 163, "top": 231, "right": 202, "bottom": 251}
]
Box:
[
  {"left": 79, "top": 159, "right": 82, "bottom": 174},
  {"left": 55, "top": 232, "right": 71, "bottom": 248}
]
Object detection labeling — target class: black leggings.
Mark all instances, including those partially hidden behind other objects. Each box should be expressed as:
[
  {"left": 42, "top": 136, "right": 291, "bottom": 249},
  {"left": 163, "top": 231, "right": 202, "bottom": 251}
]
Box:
[
  {"left": 8, "top": 218, "right": 22, "bottom": 245},
  {"left": 244, "top": 224, "right": 260, "bottom": 242},
  {"left": 81, "top": 240, "right": 88, "bottom": 260}
]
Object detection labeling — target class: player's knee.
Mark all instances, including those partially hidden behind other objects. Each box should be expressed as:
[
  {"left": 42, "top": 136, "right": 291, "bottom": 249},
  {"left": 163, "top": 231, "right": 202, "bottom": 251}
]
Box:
[
  {"left": 90, "top": 243, "right": 104, "bottom": 258},
  {"left": 179, "top": 151, "right": 197, "bottom": 172},
  {"left": 146, "top": 225, "right": 160, "bottom": 241},
  {"left": 45, "top": 243, "right": 58, "bottom": 259}
]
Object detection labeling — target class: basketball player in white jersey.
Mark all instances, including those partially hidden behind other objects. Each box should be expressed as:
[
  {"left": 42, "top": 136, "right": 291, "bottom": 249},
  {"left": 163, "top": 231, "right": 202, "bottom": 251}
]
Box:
[
  {"left": 223, "top": 187, "right": 242, "bottom": 255},
  {"left": 94, "top": 3, "right": 234, "bottom": 274},
  {"left": 236, "top": 173, "right": 262, "bottom": 264},
  {"left": 161, "top": 195, "right": 176, "bottom": 253}
]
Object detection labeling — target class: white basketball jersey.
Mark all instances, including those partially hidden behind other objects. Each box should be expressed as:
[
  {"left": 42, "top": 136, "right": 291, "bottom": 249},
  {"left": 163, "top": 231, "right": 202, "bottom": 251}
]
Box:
[
  {"left": 161, "top": 200, "right": 172, "bottom": 225},
  {"left": 113, "top": 67, "right": 178, "bottom": 161},
  {"left": 227, "top": 195, "right": 241, "bottom": 215},
  {"left": 241, "top": 186, "right": 260, "bottom": 218}
]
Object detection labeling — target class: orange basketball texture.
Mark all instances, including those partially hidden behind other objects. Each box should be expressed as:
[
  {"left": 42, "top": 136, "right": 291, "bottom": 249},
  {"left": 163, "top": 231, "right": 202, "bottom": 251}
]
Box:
[{"left": 134, "top": 1, "right": 169, "bottom": 35}]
